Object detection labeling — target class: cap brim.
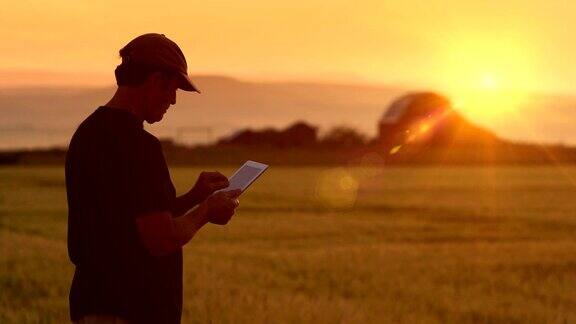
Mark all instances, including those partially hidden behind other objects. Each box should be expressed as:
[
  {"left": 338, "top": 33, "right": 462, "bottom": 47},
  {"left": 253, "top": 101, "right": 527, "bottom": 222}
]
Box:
[{"left": 178, "top": 73, "right": 200, "bottom": 93}]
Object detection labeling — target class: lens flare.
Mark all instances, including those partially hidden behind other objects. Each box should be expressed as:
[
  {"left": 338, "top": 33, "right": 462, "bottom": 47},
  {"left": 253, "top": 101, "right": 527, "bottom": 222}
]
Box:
[
  {"left": 386, "top": 108, "right": 452, "bottom": 156},
  {"left": 419, "top": 123, "right": 430, "bottom": 134},
  {"left": 315, "top": 168, "right": 359, "bottom": 209},
  {"left": 390, "top": 145, "right": 402, "bottom": 155}
]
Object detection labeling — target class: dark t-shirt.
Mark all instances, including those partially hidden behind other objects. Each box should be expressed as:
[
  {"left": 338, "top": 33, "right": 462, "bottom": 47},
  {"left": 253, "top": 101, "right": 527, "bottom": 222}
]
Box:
[{"left": 65, "top": 106, "right": 182, "bottom": 324}]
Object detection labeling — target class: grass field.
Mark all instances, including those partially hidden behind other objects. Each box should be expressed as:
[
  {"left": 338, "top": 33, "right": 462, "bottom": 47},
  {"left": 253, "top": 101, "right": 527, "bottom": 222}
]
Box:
[{"left": 1, "top": 165, "right": 575, "bottom": 323}]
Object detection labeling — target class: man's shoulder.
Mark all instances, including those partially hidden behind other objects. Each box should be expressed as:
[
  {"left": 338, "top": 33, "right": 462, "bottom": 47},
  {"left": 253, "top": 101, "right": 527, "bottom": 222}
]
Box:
[
  {"left": 71, "top": 107, "right": 156, "bottom": 144},
  {"left": 67, "top": 109, "right": 102, "bottom": 150},
  {"left": 67, "top": 107, "right": 164, "bottom": 161},
  {"left": 71, "top": 107, "right": 110, "bottom": 137}
]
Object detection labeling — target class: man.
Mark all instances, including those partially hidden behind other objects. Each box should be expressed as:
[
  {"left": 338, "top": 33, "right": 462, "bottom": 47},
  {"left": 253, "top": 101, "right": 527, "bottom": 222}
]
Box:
[{"left": 65, "top": 33, "right": 241, "bottom": 324}]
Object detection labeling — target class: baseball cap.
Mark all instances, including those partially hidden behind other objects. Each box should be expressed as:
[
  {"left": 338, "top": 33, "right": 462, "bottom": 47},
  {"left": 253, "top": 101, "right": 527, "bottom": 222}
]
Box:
[{"left": 119, "top": 33, "right": 200, "bottom": 93}]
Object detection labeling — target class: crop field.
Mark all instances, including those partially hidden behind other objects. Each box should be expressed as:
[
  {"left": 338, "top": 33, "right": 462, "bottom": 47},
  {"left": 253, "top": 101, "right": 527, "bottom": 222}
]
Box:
[{"left": 1, "top": 165, "right": 575, "bottom": 323}]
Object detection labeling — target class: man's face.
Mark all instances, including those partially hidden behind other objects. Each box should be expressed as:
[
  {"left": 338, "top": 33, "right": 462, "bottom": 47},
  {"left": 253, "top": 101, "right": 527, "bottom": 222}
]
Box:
[{"left": 141, "top": 72, "right": 180, "bottom": 124}]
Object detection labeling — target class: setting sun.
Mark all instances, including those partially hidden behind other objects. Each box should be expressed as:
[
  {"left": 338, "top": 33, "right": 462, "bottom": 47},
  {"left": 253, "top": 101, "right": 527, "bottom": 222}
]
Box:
[
  {"left": 480, "top": 74, "right": 498, "bottom": 90},
  {"left": 437, "top": 34, "right": 535, "bottom": 123},
  {"left": 450, "top": 89, "right": 527, "bottom": 125}
]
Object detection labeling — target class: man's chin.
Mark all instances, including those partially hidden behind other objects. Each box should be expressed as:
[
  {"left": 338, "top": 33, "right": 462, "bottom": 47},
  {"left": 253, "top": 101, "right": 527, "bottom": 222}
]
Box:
[{"left": 145, "top": 115, "right": 164, "bottom": 124}]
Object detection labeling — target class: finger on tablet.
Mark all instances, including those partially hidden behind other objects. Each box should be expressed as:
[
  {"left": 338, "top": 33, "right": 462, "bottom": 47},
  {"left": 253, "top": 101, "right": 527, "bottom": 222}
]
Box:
[
  {"left": 212, "top": 180, "right": 230, "bottom": 190},
  {"left": 225, "top": 189, "right": 242, "bottom": 198}
]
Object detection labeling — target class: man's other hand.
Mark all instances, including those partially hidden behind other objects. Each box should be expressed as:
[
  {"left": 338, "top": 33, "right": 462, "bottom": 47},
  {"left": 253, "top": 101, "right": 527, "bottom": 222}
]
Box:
[
  {"left": 203, "top": 189, "right": 241, "bottom": 225},
  {"left": 190, "top": 171, "right": 230, "bottom": 203}
]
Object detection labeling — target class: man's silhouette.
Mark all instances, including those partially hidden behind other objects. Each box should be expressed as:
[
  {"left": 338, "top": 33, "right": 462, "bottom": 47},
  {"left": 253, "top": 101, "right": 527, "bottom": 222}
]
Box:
[{"left": 65, "top": 33, "right": 241, "bottom": 324}]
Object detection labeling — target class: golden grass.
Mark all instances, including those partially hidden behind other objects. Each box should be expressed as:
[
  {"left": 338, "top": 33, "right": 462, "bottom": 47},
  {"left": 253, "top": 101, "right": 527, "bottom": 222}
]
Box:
[{"left": 1, "top": 165, "right": 575, "bottom": 323}]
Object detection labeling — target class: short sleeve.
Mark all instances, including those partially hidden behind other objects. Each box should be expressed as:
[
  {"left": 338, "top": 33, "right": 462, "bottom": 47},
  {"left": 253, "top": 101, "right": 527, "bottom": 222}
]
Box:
[{"left": 121, "top": 136, "right": 174, "bottom": 217}]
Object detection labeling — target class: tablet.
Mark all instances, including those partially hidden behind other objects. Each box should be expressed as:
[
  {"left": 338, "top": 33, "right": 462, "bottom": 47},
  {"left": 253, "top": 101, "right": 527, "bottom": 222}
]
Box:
[{"left": 219, "top": 160, "right": 268, "bottom": 193}]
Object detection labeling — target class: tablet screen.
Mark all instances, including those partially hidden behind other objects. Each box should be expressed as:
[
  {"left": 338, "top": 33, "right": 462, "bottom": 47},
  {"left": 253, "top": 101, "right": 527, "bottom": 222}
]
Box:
[
  {"left": 228, "top": 165, "right": 264, "bottom": 191},
  {"left": 219, "top": 161, "right": 268, "bottom": 193}
]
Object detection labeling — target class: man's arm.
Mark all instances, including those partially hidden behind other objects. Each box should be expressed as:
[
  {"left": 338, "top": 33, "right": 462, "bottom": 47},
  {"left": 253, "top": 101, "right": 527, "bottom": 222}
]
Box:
[
  {"left": 135, "top": 207, "right": 207, "bottom": 257},
  {"left": 136, "top": 190, "right": 241, "bottom": 257},
  {"left": 171, "top": 171, "right": 230, "bottom": 218},
  {"left": 171, "top": 191, "right": 202, "bottom": 218}
]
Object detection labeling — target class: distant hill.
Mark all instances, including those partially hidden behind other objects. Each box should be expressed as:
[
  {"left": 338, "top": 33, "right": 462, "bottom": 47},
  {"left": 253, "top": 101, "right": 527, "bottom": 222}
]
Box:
[
  {"left": 0, "top": 76, "right": 405, "bottom": 149},
  {"left": 1, "top": 75, "right": 576, "bottom": 150}
]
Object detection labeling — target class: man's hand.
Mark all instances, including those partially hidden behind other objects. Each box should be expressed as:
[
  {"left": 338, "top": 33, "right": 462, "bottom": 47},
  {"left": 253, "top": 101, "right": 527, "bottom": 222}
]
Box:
[
  {"left": 189, "top": 171, "right": 230, "bottom": 204},
  {"left": 202, "top": 189, "right": 241, "bottom": 225}
]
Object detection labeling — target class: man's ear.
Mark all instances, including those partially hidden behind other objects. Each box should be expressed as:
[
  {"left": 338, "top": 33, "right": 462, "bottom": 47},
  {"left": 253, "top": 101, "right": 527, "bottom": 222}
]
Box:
[
  {"left": 147, "top": 71, "right": 176, "bottom": 91},
  {"left": 145, "top": 71, "right": 165, "bottom": 88}
]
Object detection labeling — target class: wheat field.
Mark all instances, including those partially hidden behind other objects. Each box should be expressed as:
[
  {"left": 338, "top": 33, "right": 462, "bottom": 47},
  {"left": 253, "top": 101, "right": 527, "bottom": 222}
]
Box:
[{"left": 1, "top": 165, "right": 575, "bottom": 323}]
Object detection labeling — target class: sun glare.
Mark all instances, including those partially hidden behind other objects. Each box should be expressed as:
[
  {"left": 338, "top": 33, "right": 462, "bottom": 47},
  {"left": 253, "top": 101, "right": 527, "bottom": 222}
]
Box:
[
  {"left": 436, "top": 35, "right": 535, "bottom": 124},
  {"left": 480, "top": 74, "right": 498, "bottom": 91},
  {"left": 449, "top": 89, "right": 526, "bottom": 124}
]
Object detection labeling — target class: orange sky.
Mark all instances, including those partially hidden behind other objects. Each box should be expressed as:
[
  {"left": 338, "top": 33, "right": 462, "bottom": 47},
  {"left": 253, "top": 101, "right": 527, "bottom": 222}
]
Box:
[{"left": 2, "top": 0, "right": 575, "bottom": 93}]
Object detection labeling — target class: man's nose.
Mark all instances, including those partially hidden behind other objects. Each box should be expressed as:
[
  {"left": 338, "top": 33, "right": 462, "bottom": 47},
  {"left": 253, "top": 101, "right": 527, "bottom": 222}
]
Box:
[{"left": 170, "top": 90, "right": 177, "bottom": 105}]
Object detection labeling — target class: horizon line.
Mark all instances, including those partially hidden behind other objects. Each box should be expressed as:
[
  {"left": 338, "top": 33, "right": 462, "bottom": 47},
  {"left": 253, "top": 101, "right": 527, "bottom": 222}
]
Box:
[{"left": 0, "top": 69, "right": 569, "bottom": 97}]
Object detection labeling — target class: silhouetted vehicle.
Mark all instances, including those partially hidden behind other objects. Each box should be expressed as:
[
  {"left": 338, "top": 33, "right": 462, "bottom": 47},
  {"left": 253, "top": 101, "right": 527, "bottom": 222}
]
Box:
[{"left": 377, "top": 92, "right": 503, "bottom": 149}]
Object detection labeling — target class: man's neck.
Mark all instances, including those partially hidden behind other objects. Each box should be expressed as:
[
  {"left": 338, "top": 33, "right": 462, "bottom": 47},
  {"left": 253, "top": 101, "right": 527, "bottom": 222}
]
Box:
[{"left": 105, "top": 87, "right": 144, "bottom": 122}]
